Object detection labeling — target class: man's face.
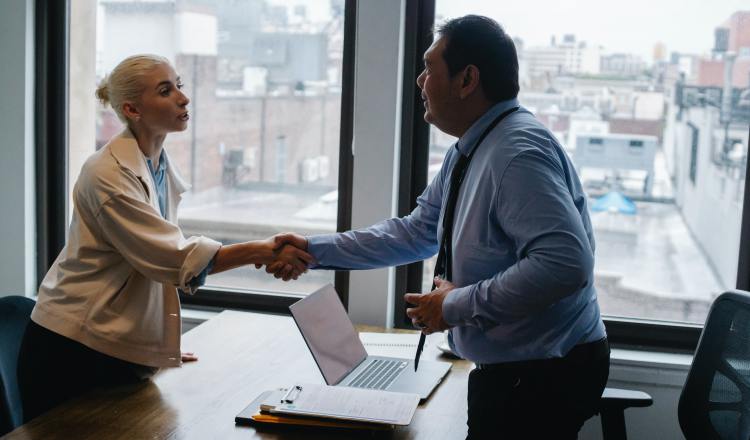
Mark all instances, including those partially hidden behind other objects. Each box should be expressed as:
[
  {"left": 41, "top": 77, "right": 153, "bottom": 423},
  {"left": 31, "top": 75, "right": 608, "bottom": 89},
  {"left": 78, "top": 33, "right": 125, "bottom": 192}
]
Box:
[{"left": 416, "top": 37, "right": 460, "bottom": 131}]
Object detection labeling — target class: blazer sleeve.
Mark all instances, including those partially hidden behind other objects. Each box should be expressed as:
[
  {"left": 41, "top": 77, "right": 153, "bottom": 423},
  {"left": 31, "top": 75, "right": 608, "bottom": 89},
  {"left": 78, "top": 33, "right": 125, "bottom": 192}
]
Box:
[{"left": 94, "top": 188, "right": 221, "bottom": 294}]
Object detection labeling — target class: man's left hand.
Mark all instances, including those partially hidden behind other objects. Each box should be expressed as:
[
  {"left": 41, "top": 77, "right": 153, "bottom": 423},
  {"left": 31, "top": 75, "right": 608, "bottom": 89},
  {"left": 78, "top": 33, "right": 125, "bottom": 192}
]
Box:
[{"left": 404, "top": 277, "right": 455, "bottom": 335}]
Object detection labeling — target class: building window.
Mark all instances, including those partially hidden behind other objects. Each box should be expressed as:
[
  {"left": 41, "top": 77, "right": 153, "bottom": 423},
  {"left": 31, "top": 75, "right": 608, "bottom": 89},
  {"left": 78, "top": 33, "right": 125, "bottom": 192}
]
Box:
[
  {"left": 69, "top": 0, "right": 348, "bottom": 300},
  {"left": 688, "top": 122, "right": 699, "bottom": 184},
  {"left": 425, "top": 2, "right": 750, "bottom": 327}
]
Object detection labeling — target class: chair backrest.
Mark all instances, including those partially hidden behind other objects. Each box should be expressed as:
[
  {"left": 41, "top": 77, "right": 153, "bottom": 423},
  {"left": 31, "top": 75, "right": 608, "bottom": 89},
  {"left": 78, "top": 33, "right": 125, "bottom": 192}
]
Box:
[
  {"left": 679, "top": 290, "right": 750, "bottom": 440},
  {"left": 0, "top": 296, "right": 34, "bottom": 436}
]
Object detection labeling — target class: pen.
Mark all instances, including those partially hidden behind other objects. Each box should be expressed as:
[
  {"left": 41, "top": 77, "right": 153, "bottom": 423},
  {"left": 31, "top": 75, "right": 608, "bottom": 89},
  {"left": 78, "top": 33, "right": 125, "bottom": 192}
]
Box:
[{"left": 414, "top": 333, "right": 425, "bottom": 371}]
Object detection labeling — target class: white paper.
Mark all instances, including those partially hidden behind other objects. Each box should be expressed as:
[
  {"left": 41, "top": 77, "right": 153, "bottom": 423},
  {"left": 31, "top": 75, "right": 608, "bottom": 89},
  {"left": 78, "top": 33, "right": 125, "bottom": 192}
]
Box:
[{"left": 270, "top": 382, "right": 420, "bottom": 425}]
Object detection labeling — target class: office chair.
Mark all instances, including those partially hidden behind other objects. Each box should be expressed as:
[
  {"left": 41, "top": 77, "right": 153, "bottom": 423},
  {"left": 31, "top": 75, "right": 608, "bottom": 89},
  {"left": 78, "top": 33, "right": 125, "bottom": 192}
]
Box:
[
  {"left": 0, "top": 295, "right": 34, "bottom": 436},
  {"left": 679, "top": 290, "right": 750, "bottom": 439}
]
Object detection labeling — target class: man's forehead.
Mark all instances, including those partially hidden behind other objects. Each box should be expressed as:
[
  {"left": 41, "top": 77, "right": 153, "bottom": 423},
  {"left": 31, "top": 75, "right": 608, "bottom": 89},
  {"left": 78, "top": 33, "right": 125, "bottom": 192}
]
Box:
[{"left": 424, "top": 37, "right": 446, "bottom": 61}]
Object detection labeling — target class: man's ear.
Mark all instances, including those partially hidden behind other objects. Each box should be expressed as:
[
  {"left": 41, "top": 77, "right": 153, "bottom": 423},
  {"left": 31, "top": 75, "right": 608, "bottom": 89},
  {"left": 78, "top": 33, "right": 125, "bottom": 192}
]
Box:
[
  {"left": 458, "top": 65, "right": 481, "bottom": 99},
  {"left": 121, "top": 102, "right": 141, "bottom": 122}
]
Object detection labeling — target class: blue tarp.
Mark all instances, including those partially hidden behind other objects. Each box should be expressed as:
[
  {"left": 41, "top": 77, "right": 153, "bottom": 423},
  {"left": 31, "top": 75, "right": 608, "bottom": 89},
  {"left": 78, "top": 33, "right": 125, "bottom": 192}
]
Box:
[{"left": 591, "top": 191, "right": 637, "bottom": 215}]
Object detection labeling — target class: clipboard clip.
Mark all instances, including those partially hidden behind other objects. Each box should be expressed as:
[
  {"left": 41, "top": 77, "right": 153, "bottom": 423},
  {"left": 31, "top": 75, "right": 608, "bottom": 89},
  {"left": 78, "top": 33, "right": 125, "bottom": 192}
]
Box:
[{"left": 281, "top": 385, "right": 302, "bottom": 404}]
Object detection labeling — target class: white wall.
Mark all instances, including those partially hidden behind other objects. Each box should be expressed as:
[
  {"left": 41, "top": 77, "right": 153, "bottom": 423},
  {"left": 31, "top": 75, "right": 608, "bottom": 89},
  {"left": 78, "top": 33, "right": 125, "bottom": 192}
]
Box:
[
  {"left": 0, "top": 0, "right": 36, "bottom": 297},
  {"left": 673, "top": 106, "right": 745, "bottom": 289},
  {"left": 346, "top": 0, "right": 405, "bottom": 327}
]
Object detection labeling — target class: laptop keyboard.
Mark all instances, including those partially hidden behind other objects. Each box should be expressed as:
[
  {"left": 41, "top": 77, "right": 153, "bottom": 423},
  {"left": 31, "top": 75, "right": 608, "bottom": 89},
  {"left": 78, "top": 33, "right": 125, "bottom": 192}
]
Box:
[{"left": 349, "top": 359, "right": 408, "bottom": 390}]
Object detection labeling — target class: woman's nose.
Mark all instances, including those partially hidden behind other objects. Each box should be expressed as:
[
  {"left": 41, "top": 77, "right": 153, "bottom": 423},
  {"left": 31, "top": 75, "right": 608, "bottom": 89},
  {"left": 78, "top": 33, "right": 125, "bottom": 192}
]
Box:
[{"left": 178, "top": 90, "right": 190, "bottom": 106}]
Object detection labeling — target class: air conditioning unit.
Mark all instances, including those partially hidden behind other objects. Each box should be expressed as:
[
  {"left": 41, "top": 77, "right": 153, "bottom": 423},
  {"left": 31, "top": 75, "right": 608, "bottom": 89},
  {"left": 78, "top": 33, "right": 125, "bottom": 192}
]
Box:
[{"left": 300, "top": 158, "right": 320, "bottom": 182}]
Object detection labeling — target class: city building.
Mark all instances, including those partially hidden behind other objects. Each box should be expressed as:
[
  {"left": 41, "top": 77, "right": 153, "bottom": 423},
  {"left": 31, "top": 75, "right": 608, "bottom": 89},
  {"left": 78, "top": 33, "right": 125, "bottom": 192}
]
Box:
[{"left": 524, "top": 34, "right": 602, "bottom": 78}]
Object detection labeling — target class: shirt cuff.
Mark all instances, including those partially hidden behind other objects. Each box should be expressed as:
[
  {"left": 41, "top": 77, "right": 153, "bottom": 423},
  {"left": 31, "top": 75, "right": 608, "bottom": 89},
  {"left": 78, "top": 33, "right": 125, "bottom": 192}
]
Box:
[
  {"left": 442, "top": 284, "right": 474, "bottom": 327},
  {"left": 306, "top": 233, "right": 338, "bottom": 269},
  {"left": 184, "top": 254, "right": 217, "bottom": 293},
  {"left": 179, "top": 237, "right": 221, "bottom": 294}
]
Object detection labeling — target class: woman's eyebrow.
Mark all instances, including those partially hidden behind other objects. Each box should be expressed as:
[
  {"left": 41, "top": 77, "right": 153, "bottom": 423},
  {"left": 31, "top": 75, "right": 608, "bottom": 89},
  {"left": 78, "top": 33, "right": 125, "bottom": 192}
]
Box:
[{"left": 155, "top": 77, "right": 181, "bottom": 90}]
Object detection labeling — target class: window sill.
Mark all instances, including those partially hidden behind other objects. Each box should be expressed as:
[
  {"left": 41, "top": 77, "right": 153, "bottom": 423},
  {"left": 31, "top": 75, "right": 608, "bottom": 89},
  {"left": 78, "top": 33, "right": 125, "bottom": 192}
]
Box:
[{"left": 181, "top": 306, "right": 694, "bottom": 387}]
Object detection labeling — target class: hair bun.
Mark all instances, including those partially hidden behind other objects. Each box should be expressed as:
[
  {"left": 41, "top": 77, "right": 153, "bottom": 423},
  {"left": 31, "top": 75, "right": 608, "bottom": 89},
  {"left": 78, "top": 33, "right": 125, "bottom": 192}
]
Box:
[{"left": 95, "top": 78, "right": 110, "bottom": 105}]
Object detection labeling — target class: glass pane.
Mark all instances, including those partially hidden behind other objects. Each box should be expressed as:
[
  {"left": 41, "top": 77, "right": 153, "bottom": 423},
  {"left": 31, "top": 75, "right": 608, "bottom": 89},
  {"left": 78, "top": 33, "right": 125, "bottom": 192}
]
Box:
[
  {"left": 429, "top": 1, "right": 750, "bottom": 324},
  {"left": 70, "top": 0, "right": 346, "bottom": 296}
]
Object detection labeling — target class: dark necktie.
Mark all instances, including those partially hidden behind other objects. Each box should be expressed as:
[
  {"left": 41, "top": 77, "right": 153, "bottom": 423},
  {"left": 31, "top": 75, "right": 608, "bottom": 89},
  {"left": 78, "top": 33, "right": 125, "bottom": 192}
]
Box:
[{"left": 413, "top": 106, "right": 518, "bottom": 371}]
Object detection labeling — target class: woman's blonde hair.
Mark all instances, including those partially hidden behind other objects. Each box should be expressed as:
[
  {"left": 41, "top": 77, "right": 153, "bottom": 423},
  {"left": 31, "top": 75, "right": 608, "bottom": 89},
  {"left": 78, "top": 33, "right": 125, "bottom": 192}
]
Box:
[{"left": 95, "top": 54, "right": 171, "bottom": 122}]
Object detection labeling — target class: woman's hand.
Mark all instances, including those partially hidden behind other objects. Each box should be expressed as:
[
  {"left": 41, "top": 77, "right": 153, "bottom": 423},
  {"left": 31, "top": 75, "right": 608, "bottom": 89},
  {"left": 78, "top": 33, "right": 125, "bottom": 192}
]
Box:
[
  {"left": 210, "top": 237, "right": 314, "bottom": 277},
  {"left": 259, "top": 233, "right": 314, "bottom": 281},
  {"left": 267, "top": 244, "right": 311, "bottom": 281}
]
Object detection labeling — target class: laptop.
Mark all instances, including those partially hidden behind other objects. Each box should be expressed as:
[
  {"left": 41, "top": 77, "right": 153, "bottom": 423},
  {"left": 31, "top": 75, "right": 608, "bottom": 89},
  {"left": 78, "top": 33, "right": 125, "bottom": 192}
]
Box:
[{"left": 289, "top": 284, "right": 452, "bottom": 400}]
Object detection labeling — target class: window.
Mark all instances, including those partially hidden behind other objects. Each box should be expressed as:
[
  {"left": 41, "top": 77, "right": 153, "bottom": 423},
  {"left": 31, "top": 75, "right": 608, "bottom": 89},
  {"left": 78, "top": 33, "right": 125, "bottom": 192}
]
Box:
[
  {"left": 421, "top": 1, "right": 750, "bottom": 328},
  {"left": 69, "top": 0, "right": 350, "bottom": 301},
  {"left": 689, "top": 122, "right": 699, "bottom": 184}
]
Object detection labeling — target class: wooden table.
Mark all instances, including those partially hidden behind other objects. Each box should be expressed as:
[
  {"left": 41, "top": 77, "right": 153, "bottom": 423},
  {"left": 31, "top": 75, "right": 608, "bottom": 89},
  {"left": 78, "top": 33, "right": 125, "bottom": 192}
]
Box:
[{"left": 4, "top": 310, "right": 473, "bottom": 439}]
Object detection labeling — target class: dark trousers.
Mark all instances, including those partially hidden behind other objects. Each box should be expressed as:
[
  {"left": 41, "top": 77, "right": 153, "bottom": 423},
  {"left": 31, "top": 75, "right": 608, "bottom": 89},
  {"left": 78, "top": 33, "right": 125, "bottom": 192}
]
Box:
[
  {"left": 467, "top": 338, "right": 610, "bottom": 440},
  {"left": 17, "top": 320, "right": 146, "bottom": 422}
]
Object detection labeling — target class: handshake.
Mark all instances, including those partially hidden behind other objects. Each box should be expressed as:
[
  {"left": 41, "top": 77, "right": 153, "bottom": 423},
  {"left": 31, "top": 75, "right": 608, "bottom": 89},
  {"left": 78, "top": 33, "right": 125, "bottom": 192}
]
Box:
[{"left": 254, "top": 232, "right": 314, "bottom": 281}]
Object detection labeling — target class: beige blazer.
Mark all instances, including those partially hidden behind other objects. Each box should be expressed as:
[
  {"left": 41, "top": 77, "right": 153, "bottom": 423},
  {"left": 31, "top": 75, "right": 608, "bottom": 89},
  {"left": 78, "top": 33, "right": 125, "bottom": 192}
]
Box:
[{"left": 32, "top": 129, "right": 221, "bottom": 368}]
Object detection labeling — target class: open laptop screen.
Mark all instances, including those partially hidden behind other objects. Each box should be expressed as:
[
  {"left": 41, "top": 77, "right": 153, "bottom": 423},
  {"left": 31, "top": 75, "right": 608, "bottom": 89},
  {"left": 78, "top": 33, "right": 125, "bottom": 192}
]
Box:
[{"left": 289, "top": 284, "right": 368, "bottom": 385}]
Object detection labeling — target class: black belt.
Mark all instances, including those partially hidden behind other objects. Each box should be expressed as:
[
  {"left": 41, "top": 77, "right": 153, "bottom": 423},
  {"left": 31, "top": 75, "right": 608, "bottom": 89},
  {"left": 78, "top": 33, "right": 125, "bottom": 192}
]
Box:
[{"left": 475, "top": 337, "right": 609, "bottom": 371}]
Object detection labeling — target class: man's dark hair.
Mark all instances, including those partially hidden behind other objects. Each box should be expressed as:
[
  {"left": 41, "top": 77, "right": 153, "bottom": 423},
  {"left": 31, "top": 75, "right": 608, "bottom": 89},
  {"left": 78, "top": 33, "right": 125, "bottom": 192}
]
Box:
[{"left": 436, "top": 15, "right": 519, "bottom": 102}]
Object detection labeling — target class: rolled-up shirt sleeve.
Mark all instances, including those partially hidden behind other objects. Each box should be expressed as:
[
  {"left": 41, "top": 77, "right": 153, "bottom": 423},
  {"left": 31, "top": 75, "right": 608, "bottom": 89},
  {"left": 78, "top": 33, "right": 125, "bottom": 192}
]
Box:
[
  {"left": 443, "top": 150, "right": 594, "bottom": 329},
  {"left": 96, "top": 192, "right": 221, "bottom": 293}
]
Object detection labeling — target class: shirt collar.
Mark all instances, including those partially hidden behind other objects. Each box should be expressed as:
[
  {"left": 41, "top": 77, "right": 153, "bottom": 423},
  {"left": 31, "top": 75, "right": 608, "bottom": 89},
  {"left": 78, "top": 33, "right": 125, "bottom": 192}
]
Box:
[
  {"left": 108, "top": 128, "right": 190, "bottom": 195},
  {"left": 146, "top": 149, "right": 167, "bottom": 176},
  {"left": 456, "top": 98, "right": 519, "bottom": 157}
]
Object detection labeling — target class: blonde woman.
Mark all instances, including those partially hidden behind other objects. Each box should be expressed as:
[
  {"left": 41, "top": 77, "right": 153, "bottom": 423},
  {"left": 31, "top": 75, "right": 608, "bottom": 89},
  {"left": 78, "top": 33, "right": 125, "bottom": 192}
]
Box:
[{"left": 17, "top": 54, "right": 312, "bottom": 421}]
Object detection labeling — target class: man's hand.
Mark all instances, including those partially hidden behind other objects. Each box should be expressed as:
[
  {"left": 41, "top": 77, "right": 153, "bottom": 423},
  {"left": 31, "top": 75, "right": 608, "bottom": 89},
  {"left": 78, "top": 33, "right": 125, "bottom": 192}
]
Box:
[
  {"left": 404, "top": 277, "right": 455, "bottom": 335},
  {"left": 256, "top": 232, "right": 313, "bottom": 281}
]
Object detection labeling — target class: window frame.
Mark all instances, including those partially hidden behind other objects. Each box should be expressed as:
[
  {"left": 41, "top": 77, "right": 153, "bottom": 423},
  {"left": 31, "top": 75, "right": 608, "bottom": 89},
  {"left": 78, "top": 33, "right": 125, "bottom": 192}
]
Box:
[
  {"left": 37, "top": 1, "right": 750, "bottom": 348},
  {"left": 181, "top": 0, "right": 357, "bottom": 312},
  {"left": 38, "top": 0, "right": 357, "bottom": 312},
  {"left": 393, "top": 0, "right": 750, "bottom": 352},
  {"left": 393, "top": 0, "right": 435, "bottom": 329},
  {"left": 35, "top": 0, "right": 69, "bottom": 287}
]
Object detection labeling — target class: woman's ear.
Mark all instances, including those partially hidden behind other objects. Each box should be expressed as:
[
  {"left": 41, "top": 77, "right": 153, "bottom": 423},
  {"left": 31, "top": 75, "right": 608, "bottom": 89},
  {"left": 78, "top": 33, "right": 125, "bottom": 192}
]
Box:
[{"left": 122, "top": 102, "right": 141, "bottom": 122}]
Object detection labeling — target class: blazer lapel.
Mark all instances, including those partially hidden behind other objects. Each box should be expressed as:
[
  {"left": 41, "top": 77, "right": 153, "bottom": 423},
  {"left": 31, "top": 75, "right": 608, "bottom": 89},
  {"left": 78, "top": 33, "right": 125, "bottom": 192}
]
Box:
[
  {"left": 164, "top": 149, "right": 191, "bottom": 222},
  {"left": 107, "top": 129, "right": 161, "bottom": 215}
]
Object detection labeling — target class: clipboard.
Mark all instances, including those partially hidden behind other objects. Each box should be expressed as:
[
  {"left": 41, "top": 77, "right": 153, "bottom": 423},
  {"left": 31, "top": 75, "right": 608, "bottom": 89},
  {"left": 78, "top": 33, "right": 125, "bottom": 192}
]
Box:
[
  {"left": 235, "top": 390, "right": 392, "bottom": 430},
  {"left": 236, "top": 383, "right": 420, "bottom": 428}
]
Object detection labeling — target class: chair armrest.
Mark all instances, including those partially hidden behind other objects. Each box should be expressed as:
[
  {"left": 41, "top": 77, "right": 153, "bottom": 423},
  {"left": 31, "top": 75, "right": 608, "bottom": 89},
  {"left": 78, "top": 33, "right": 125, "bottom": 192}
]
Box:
[
  {"left": 601, "top": 387, "right": 653, "bottom": 409},
  {"left": 599, "top": 388, "right": 653, "bottom": 440}
]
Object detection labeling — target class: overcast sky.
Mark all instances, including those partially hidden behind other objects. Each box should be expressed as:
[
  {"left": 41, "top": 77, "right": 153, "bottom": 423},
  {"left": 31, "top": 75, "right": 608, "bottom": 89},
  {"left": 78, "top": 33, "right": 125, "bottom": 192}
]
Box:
[{"left": 437, "top": 1, "right": 748, "bottom": 61}]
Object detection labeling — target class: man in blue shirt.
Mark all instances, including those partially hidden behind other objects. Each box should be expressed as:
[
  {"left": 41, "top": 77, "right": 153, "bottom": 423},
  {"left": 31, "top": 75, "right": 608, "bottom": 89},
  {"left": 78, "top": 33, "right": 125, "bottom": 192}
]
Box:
[{"left": 273, "top": 15, "right": 609, "bottom": 439}]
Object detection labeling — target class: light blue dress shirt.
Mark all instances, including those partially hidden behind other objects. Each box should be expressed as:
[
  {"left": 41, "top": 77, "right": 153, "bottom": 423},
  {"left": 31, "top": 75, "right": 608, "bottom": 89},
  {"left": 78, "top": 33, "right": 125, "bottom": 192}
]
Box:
[
  {"left": 307, "top": 98, "right": 606, "bottom": 364},
  {"left": 146, "top": 150, "right": 214, "bottom": 289}
]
